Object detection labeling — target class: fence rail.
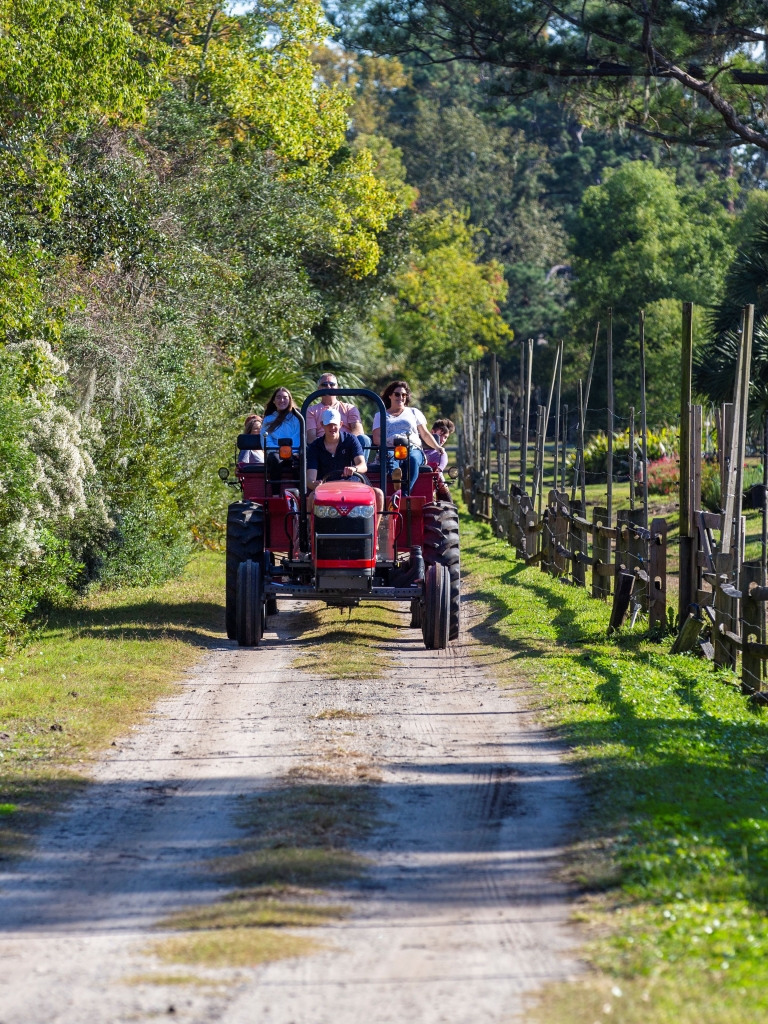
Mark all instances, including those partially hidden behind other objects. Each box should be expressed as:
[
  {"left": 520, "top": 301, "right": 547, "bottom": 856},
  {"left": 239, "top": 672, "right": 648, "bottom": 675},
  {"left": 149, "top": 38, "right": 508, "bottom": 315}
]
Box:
[{"left": 457, "top": 307, "right": 768, "bottom": 704}]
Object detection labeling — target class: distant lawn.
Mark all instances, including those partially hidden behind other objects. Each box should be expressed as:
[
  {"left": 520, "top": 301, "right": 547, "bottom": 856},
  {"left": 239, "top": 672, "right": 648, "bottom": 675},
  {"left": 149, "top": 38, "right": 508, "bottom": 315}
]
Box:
[
  {"left": 460, "top": 510, "right": 768, "bottom": 1024},
  {"left": 0, "top": 551, "right": 225, "bottom": 859}
]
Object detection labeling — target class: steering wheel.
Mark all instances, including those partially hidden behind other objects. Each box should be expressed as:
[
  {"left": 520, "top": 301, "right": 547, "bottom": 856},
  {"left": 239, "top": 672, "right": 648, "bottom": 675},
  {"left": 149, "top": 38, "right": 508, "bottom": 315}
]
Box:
[{"left": 321, "top": 470, "right": 368, "bottom": 484}]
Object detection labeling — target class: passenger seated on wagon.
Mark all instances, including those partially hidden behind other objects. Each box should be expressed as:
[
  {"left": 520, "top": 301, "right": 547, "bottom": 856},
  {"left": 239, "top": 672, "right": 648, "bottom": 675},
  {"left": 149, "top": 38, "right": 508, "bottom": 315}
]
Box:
[
  {"left": 237, "top": 414, "right": 264, "bottom": 465},
  {"left": 306, "top": 408, "right": 384, "bottom": 513},
  {"left": 306, "top": 372, "right": 370, "bottom": 450},
  {"left": 262, "top": 387, "right": 302, "bottom": 495}
]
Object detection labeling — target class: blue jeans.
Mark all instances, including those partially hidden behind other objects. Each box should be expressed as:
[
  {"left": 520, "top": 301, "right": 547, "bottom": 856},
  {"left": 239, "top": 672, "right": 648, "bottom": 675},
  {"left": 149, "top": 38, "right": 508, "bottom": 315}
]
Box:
[{"left": 386, "top": 447, "right": 425, "bottom": 491}]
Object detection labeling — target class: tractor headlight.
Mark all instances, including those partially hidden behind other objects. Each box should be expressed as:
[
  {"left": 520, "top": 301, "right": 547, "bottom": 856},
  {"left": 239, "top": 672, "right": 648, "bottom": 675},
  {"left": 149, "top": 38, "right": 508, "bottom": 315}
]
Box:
[
  {"left": 314, "top": 505, "right": 340, "bottom": 518},
  {"left": 347, "top": 504, "right": 374, "bottom": 518}
]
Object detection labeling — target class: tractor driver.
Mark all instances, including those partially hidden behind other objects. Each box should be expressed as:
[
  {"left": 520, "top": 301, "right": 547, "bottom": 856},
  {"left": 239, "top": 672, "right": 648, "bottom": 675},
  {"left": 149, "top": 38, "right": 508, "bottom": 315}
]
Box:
[{"left": 306, "top": 408, "right": 384, "bottom": 513}]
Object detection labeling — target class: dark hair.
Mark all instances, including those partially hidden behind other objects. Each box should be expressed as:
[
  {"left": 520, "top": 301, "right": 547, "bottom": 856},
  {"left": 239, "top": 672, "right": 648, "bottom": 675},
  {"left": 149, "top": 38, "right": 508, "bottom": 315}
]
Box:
[
  {"left": 382, "top": 380, "right": 411, "bottom": 410},
  {"left": 264, "top": 387, "right": 298, "bottom": 430},
  {"left": 244, "top": 414, "right": 262, "bottom": 434},
  {"left": 432, "top": 418, "right": 455, "bottom": 435}
]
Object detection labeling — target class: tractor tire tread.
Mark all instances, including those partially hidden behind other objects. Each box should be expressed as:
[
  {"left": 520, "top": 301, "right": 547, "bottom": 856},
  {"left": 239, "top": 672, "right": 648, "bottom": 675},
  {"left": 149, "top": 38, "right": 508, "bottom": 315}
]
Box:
[
  {"left": 422, "top": 501, "right": 460, "bottom": 641},
  {"left": 226, "top": 501, "right": 264, "bottom": 641}
]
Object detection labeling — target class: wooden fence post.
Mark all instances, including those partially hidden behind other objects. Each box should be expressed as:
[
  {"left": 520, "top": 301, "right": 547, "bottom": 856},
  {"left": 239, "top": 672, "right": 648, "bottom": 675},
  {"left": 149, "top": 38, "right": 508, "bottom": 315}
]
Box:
[
  {"left": 742, "top": 562, "right": 763, "bottom": 692},
  {"left": 592, "top": 505, "right": 612, "bottom": 600},
  {"left": 713, "top": 551, "right": 736, "bottom": 670},
  {"left": 649, "top": 518, "right": 668, "bottom": 631},
  {"left": 678, "top": 301, "right": 694, "bottom": 626},
  {"left": 571, "top": 498, "right": 586, "bottom": 587}
]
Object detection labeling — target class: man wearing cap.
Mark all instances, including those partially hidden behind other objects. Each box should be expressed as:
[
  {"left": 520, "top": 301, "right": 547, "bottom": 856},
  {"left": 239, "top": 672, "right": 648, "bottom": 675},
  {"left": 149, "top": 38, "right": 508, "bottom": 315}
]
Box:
[
  {"left": 306, "top": 372, "right": 369, "bottom": 447},
  {"left": 306, "top": 408, "right": 383, "bottom": 512}
]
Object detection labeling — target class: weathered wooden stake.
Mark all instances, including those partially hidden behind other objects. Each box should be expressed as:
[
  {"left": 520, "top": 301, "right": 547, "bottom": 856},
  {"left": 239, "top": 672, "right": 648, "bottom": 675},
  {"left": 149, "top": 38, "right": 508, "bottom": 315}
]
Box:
[
  {"left": 606, "top": 309, "right": 614, "bottom": 523},
  {"left": 629, "top": 406, "right": 635, "bottom": 510},
  {"left": 553, "top": 339, "right": 563, "bottom": 492},
  {"left": 561, "top": 403, "right": 568, "bottom": 493},
  {"left": 520, "top": 339, "right": 533, "bottom": 493},
  {"left": 678, "top": 301, "right": 694, "bottom": 624},
  {"left": 578, "top": 378, "right": 586, "bottom": 509},
  {"left": 639, "top": 311, "right": 649, "bottom": 527},
  {"left": 492, "top": 353, "right": 501, "bottom": 493}
]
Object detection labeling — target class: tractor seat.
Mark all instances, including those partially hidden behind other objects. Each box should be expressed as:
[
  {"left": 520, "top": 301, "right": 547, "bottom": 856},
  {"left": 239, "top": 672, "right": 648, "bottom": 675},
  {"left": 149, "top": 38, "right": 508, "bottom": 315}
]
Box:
[
  {"left": 237, "top": 463, "right": 265, "bottom": 475},
  {"left": 418, "top": 464, "right": 434, "bottom": 473}
]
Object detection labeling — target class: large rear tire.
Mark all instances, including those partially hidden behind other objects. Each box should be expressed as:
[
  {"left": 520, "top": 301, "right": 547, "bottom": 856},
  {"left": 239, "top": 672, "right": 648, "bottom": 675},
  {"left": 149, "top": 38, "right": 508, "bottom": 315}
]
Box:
[
  {"left": 422, "top": 563, "right": 450, "bottom": 650},
  {"left": 226, "top": 501, "right": 264, "bottom": 640},
  {"left": 236, "top": 559, "right": 264, "bottom": 647},
  {"left": 422, "top": 501, "right": 460, "bottom": 641}
]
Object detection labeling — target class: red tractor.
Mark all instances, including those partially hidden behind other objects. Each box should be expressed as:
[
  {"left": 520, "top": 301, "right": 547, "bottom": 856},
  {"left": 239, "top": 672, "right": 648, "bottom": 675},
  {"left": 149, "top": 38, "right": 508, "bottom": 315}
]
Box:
[{"left": 219, "top": 388, "right": 460, "bottom": 649}]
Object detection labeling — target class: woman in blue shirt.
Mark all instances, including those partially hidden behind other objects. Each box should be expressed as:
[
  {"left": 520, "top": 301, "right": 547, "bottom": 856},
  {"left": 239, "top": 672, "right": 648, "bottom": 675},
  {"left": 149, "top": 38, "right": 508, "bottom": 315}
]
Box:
[
  {"left": 261, "top": 387, "right": 302, "bottom": 448},
  {"left": 261, "top": 387, "right": 302, "bottom": 495}
]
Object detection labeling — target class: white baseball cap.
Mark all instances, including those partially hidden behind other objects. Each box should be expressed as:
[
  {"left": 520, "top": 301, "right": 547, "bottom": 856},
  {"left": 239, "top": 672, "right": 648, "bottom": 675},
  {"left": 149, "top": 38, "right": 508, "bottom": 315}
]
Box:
[{"left": 322, "top": 407, "right": 341, "bottom": 425}]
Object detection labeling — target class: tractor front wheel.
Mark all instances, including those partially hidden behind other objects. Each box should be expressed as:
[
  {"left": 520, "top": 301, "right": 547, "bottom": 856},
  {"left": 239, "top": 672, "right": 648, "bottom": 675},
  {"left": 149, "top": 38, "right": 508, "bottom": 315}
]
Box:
[
  {"left": 422, "top": 563, "right": 450, "bottom": 650},
  {"left": 410, "top": 598, "right": 422, "bottom": 628},
  {"left": 226, "top": 501, "right": 264, "bottom": 640},
  {"left": 236, "top": 559, "right": 264, "bottom": 647}
]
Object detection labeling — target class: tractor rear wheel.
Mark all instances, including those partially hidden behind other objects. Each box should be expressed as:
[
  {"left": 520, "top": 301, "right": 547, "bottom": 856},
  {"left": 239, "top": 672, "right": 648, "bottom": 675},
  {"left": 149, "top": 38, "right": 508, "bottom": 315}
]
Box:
[
  {"left": 422, "top": 563, "right": 450, "bottom": 650},
  {"left": 422, "top": 502, "right": 460, "bottom": 641},
  {"left": 236, "top": 559, "right": 264, "bottom": 647},
  {"left": 226, "top": 501, "right": 264, "bottom": 640}
]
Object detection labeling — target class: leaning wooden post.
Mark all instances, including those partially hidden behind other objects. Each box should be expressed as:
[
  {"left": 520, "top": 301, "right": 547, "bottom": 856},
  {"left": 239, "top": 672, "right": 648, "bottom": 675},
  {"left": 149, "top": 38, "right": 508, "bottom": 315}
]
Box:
[
  {"left": 561, "top": 403, "right": 568, "bottom": 493},
  {"left": 578, "top": 378, "right": 587, "bottom": 509},
  {"left": 678, "top": 301, "right": 694, "bottom": 625},
  {"left": 723, "top": 306, "right": 754, "bottom": 576},
  {"left": 606, "top": 308, "right": 614, "bottom": 523},
  {"left": 553, "top": 339, "right": 563, "bottom": 492},
  {"left": 629, "top": 406, "right": 635, "bottom": 511},
  {"left": 535, "top": 404, "right": 546, "bottom": 515},
  {"left": 492, "top": 353, "right": 501, "bottom": 495},
  {"left": 520, "top": 339, "right": 533, "bottom": 493},
  {"left": 732, "top": 306, "right": 754, "bottom": 589},
  {"left": 639, "top": 311, "right": 649, "bottom": 528}
]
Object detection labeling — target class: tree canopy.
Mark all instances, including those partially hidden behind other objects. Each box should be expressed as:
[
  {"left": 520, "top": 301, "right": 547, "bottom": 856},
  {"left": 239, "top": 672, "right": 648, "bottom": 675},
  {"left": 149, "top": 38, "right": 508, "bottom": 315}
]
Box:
[{"left": 334, "top": 0, "right": 768, "bottom": 151}]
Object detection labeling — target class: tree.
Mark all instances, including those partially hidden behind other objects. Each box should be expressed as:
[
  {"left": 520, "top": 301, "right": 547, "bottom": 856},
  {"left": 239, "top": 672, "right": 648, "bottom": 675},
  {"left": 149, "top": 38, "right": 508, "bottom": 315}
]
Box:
[
  {"left": 335, "top": 0, "right": 768, "bottom": 152},
  {"left": 372, "top": 206, "right": 512, "bottom": 387},
  {"left": 567, "top": 161, "right": 735, "bottom": 419}
]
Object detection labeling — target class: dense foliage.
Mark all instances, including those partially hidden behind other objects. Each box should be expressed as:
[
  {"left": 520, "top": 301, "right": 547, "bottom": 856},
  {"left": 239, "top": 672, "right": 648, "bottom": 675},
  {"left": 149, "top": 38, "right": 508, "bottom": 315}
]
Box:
[
  {"left": 336, "top": 0, "right": 768, "bottom": 152},
  {"left": 0, "top": 0, "right": 514, "bottom": 645}
]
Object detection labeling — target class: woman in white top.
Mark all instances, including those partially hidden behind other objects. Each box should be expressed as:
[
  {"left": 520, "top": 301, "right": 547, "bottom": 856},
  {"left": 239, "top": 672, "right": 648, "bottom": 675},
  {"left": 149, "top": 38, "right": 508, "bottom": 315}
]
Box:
[{"left": 372, "top": 380, "right": 445, "bottom": 490}]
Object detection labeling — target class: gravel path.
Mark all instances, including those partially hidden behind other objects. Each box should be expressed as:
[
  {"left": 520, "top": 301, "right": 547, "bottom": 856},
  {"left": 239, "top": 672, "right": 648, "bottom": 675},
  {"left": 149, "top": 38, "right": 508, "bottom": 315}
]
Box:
[{"left": 0, "top": 600, "right": 582, "bottom": 1023}]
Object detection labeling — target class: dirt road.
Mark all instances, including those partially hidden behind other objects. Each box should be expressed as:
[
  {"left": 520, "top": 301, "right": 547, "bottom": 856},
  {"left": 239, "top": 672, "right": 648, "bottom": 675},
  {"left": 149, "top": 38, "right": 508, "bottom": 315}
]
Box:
[{"left": 0, "top": 601, "right": 581, "bottom": 1024}]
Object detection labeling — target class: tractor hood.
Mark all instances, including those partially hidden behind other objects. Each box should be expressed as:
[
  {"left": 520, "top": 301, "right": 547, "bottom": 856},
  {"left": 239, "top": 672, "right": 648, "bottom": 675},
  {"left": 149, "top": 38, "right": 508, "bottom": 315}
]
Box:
[{"left": 313, "top": 480, "right": 375, "bottom": 507}]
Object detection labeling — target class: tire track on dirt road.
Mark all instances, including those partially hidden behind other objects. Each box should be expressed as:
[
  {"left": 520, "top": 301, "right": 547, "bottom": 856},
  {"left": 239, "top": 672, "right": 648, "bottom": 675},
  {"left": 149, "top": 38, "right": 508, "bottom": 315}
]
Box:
[{"left": 0, "top": 599, "right": 582, "bottom": 1024}]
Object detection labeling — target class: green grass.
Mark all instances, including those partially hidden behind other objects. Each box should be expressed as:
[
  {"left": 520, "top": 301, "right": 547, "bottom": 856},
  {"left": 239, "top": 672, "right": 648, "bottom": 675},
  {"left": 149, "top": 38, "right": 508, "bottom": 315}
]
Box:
[
  {"left": 290, "top": 601, "right": 405, "bottom": 679},
  {"left": 0, "top": 551, "right": 225, "bottom": 858},
  {"left": 218, "top": 782, "right": 378, "bottom": 887},
  {"left": 460, "top": 509, "right": 768, "bottom": 1024}
]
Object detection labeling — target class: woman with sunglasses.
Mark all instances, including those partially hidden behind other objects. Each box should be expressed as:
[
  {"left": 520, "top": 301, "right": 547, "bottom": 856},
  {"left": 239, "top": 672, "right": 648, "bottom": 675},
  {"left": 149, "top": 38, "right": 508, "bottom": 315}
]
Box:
[{"left": 371, "top": 381, "right": 445, "bottom": 491}]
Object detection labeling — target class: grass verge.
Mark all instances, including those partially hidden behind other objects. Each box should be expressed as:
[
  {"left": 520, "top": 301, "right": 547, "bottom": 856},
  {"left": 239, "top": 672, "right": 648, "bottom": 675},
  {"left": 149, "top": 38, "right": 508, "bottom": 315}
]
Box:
[
  {"left": 460, "top": 509, "right": 768, "bottom": 1024},
  {"left": 0, "top": 551, "right": 225, "bottom": 858},
  {"left": 290, "top": 601, "right": 404, "bottom": 679}
]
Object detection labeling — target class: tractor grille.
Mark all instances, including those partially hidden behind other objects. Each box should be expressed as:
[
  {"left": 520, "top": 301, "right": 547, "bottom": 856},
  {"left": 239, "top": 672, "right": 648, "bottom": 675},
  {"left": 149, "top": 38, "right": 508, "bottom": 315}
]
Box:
[
  {"left": 313, "top": 518, "right": 370, "bottom": 535},
  {"left": 316, "top": 536, "right": 373, "bottom": 561}
]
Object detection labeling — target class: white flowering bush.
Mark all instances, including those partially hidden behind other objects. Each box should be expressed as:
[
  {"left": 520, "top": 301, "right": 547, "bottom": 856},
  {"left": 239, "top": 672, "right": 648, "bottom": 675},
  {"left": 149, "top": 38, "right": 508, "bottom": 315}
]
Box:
[{"left": 0, "top": 341, "right": 111, "bottom": 645}]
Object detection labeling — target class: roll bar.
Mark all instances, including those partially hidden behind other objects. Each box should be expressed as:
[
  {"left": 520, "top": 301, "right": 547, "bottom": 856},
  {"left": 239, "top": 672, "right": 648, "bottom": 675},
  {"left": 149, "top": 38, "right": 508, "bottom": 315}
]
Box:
[{"left": 298, "top": 388, "right": 388, "bottom": 553}]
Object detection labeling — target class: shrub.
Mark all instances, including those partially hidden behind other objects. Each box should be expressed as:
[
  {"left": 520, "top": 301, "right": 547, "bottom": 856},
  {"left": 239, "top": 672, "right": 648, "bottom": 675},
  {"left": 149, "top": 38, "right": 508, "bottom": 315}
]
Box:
[
  {"left": 576, "top": 426, "right": 679, "bottom": 475},
  {"left": 647, "top": 457, "right": 679, "bottom": 495}
]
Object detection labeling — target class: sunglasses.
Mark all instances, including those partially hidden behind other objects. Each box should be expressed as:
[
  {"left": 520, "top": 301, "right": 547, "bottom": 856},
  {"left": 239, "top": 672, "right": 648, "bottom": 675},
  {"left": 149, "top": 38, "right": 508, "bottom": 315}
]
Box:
[
  {"left": 392, "top": 390, "right": 408, "bottom": 398},
  {"left": 320, "top": 380, "right": 337, "bottom": 387}
]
